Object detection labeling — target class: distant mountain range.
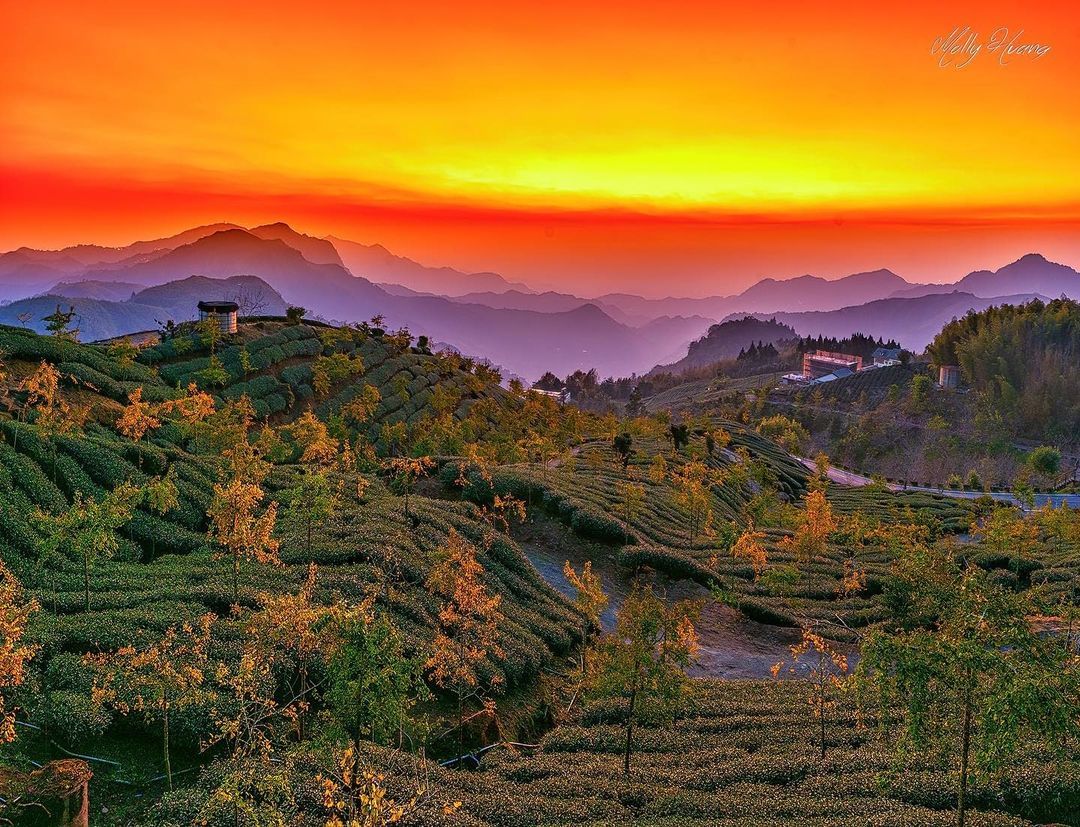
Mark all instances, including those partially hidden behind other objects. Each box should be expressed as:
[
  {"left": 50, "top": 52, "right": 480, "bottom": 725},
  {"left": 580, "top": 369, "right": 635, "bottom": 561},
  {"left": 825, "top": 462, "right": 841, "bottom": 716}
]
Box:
[
  {"left": 2, "top": 220, "right": 1077, "bottom": 379},
  {"left": 0, "top": 275, "right": 288, "bottom": 341},
  {"left": 0, "top": 226, "right": 706, "bottom": 379},
  {"left": 328, "top": 236, "right": 530, "bottom": 296},
  {"left": 890, "top": 254, "right": 1080, "bottom": 301},
  {"left": 730, "top": 291, "right": 1050, "bottom": 352}
]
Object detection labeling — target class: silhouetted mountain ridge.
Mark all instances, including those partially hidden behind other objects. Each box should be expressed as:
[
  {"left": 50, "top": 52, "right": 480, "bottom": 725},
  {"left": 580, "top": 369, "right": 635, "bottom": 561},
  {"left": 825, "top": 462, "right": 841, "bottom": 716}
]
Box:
[
  {"left": 731, "top": 291, "right": 1049, "bottom": 352},
  {"left": 3, "top": 224, "right": 1077, "bottom": 379},
  {"left": 328, "top": 236, "right": 530, "bottom": 296},
  {"left": 890, "top": 254, "right": 1080, "bottom": 300},
  {"left": 0, "top": 275, "right": 288, "bottom": 341}
]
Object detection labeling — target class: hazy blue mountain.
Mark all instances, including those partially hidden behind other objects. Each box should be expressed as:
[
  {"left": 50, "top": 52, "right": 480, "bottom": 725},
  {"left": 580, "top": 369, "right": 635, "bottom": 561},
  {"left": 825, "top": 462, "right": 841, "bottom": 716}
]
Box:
[
  {"left": 49, "top": 280, "right": 145, "bottom": 301},
  {"left": 732, "top": 269, "right": 909, "bottom": 312},
  {"left": 8, "top": 224, "right": 1071, "bottom": 379},
  {"left": 2, "top": 228, "right": 707, "bottom": 378},
  {"left": 892, "top": 254, "right": 1080, "bottom": 300},
  {"left": 732, "top": 291, "right": 1047, "bottom": 352},
  {"left": 445, "top": 289, "right": 653, "bottom": 325},
  {"left": 592, "top": 269, "right": 912, "bottom": 322},
  {"left": 329, "top": 236, "right": 531, "bottom": 296},
  {"left": 0, "top": 223, "right": 242, "bottom": 301},
  {"left": 0, "top": 275, "right": 288, "bottom": 341}
]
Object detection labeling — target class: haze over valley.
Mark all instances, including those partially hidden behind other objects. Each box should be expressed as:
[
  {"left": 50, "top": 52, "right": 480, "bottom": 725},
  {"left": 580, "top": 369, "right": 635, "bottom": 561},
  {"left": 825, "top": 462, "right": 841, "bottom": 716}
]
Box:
[{"left": 3, "top": 223, "right": 1078, "bottom": 380}]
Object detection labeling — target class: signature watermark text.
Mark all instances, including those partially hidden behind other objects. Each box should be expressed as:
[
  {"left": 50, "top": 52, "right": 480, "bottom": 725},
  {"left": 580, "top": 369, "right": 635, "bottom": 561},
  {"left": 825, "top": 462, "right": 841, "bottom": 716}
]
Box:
[{"left": 931, "top": 27, "right": 1051, "bottom": 68}]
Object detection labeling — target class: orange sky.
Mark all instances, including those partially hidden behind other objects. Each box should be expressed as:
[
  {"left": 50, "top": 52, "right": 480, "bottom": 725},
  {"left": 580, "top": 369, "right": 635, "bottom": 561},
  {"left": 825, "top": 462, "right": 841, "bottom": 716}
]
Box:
[{"left": 2, "top": 0, "right": 1078, "bottom": 295}]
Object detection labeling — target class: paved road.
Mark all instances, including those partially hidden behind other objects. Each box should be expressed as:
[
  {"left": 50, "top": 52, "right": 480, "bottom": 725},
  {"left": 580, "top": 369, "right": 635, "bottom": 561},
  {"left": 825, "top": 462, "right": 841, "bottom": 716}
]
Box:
[{"left": 796, "top": 458, "right": 1080, "bottom": 510}]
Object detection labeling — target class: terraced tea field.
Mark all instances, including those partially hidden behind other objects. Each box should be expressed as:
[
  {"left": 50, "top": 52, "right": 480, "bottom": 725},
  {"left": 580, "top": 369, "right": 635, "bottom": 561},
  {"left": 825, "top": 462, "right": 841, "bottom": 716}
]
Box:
[
  {"left": 2, "top": 319, "right": 1077, "bottom": 827},
  {"left": 184, "top": 680, "right": 1075, "bottom": 827},
  {"left": 455, "top": 426, "right": 979, "bottom": 636},
  {"left": 433, "top": 680, "right": 1077, "bottom": 826}
]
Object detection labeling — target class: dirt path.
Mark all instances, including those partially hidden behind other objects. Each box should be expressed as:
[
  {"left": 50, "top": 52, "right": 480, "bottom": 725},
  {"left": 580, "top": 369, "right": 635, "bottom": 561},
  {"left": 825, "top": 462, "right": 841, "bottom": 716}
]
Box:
[{"left": 512, "top": 515, "right": 832, "bottom": 680}]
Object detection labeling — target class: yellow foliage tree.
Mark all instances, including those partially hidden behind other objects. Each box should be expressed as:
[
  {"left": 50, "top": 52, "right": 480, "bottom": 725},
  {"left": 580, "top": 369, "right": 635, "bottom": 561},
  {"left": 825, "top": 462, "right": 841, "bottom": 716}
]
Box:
[
  {"left": 159, "top": 382, "right": 216, "bottom": 452},
  {"left": 86, "top": 614, "right": 213, "bottom": 790},
  {"left": 116, "top": 387, "right": 160, "bottom": 443},
  {"left": 563, "top": 561, "right": 608, "bottom": 676},
  {"left": 317, "top": 745, "right": 459, "bottom": 827},
  {"left": 382, "top": 456, "right": 434, "bottom": 517},
  {"left": 671, "top": 460, "right": 715, "bottom": 546},
  {"left": 780, "top": 489, "right": 836, "bottom": 575},
  {"left": 0, "top": 563, "right": 38, "bottom": 744},
  {"left": 731, "top": 521, "right": 769, "bottom": 580},
  {"left": 616, "top": 480, "right": 645, "bottom": 535},
  {"left": 248, "top": 563, "right": 334, "bottom": 741},
  {"left": 771, "top": 626, "right": 848, "bottom": 760},
  {"left": 426, "top": 530, "right": 504, "bottom": 758},
  {"left": 208, "top": 440, "right": 281, "bottom": 605}
]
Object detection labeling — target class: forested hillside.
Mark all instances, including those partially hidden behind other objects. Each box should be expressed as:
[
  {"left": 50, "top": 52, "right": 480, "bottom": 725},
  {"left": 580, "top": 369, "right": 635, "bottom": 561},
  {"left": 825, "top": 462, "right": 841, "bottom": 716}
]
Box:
[
  {"left": 928, "top": 298, "right": 1080, "bottom": 442},
  {"left": 650, "top": 317, "right": 796, "bottom": 376},
  {"left": 0, "top": 316, "right": 1077, "bottom": 827}
]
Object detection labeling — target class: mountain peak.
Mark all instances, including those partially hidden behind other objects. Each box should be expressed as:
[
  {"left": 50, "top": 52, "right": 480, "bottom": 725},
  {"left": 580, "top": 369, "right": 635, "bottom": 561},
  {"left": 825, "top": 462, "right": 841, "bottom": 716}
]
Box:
[
  {"left": 568, "top": 302, "right": 613, "bottom": 319},
  {"left": 732, "top": 267, "right": 909, "bottom": 313},
  {"left": 951, "top": 252, "right": 1079, "bottom": 299},
  {"left": 248, "top": 223, "right": 344, "bottom": 266}
]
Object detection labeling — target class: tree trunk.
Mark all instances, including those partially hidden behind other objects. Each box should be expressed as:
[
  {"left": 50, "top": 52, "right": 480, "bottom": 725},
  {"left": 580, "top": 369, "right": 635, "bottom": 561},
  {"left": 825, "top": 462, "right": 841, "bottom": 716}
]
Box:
[
  {"left": 298, "top": 665, "right": 308, "bottom": 742},
  {"left": 457, "top": 634, "right": 467, "bottom": 761},
  {"left": 163, "top": 689, "right": 173, "bottom": 792},
  {"left": 353, "top": 678, "right": 365, "bottom": 749},
  {"left": 623, "top": 688, "right": 637, "bottom": 775},
  {"left": 957, "top": 665, "right": 974, "bottom": 827},
  {"left": 580, "top": 620, "right": 588, "bottom": 676},
  {"left": 457, "top": 683, "right": 465, "bottom": 762},
  {"left": 232, "top": 553, "right": 240, "bottom": 605},
  {"left": 818, "top": 663, "right": 827, "bottom": 761}
]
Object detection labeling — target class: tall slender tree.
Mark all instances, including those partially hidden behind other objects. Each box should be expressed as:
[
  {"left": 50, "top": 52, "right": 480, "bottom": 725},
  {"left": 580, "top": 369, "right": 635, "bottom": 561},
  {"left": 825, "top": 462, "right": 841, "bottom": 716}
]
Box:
[
  {"left": 0, "top": 563, "right": 38, "bottom": 744},
  {"left": 207, "top": 439, "right": 281, "bottom": 605},
  {"left": 563, "top": 561, "right": 609, "bottom": 677},
  {"left": 248, "top": 563, "right": 332, "bottom": 742},
  {"left": 32, "top": 482, "right": 142, "bottom": 611},
  {"left": 383, "top": 456, "right": 434, "bottom": 518},
  {"left": 87, "top": 614, "right": 213, "bottom": 791},
  {"left": 854, "top": 543, "right": 1080, "bottom": 827},
  {"left": 587, "top": 582, "right": 699, "bottom": 775},
  {"left": 426, "top": 530, "right": 504, "bottom": 758},
  {"left": 772, "top": 626, "right": 848, "bottom": 760}
]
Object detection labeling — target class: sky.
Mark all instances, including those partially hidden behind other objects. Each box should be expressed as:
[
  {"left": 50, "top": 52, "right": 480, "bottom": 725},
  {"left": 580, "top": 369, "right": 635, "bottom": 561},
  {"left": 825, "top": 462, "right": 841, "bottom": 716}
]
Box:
[{"left": 2, "top": 0, "right": 1078, "bottom": 296}]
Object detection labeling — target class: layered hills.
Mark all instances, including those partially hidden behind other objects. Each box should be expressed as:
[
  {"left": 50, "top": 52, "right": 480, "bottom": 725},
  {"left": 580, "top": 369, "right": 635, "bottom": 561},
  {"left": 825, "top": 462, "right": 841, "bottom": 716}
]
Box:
[{"left": 2, "top": 222, "right": 1078, "bottom": 382}]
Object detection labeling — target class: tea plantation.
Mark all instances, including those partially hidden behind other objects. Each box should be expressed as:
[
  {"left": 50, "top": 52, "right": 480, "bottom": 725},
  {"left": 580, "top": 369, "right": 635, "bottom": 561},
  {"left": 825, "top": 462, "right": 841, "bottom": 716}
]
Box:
[
  {"left": 453, "top": 427, "right": 983, "bottom": 636},
  {"left": 0, "top": 320, "right": 1077, "bottom": 827}
]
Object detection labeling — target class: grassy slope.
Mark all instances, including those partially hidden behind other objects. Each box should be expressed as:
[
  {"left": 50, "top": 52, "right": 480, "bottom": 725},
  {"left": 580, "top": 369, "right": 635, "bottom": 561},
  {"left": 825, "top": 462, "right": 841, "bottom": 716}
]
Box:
[
  {"left": 466, "top": 428, "right": 978, "bottom": 636},
  {"left": 440, "top": 681, "right": 1077, "bottom": 827},
  {"left": 0, "top": 323, "right": 578, "bottom": 777},
  {"left": 3, "top": 323, "right": 1077, "bottom": 826}
]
